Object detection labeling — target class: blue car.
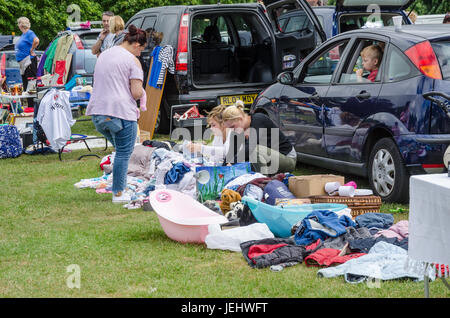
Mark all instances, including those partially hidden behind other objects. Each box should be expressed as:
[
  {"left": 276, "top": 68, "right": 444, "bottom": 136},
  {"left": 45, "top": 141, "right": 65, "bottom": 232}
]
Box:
[{"left": 251, "top": 24, "right": 450, "bottom": 203}]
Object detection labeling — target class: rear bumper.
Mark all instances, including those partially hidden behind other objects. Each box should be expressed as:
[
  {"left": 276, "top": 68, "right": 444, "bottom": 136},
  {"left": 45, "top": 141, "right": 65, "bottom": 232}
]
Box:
[{"left": 399, "top": 134, "right": 450, "bottom": 175}]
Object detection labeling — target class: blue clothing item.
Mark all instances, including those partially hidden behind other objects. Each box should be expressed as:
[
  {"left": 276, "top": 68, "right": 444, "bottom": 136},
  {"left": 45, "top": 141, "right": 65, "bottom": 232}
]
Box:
[
  {"left": 164, "top": 162, "right": 191, "bottom": 185},
  {"left": 263, "top": 179, "right": 295, "bottom": 205},
  {"left": 355, "top": 213, "right": 394, "bottom": 230},
  {"left": 92, "top": 115, "right": 137, "bottom": 194},
  {"left": 64, "top": 75, "right": 81, "bottom": 91},
  {"left": 294, "top": 210, "right": 356, "bottom": 246},
  {"left": 0, "top": 125, "right": 23, "bottom": 158},
  {"left": 15, "top": 30, "right": 37, "bottom": 62},
  {"left": 148, "top": 46, "right": 162, "bottom": 89}
]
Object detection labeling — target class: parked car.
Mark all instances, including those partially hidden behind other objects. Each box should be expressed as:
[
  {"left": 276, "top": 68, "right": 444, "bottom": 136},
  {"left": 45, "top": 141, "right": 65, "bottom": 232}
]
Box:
[
  {"left": 251, "top": 24, "right": 450, "bottom": 203},
  {"left": 0, "top": 50, "right": 44, "bottom": 85},
  {"left": 125, "top": 0, "right": 326, "bottom": 133},
  {"left": 312, "top": 0, "right": 414, "bottom": 39}
]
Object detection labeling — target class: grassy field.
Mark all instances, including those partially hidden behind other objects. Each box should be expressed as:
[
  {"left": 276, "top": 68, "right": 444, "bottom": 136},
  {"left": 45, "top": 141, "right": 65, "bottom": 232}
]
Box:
[{"left": 0, "top": 119, "right": 448, "bottom": 298}]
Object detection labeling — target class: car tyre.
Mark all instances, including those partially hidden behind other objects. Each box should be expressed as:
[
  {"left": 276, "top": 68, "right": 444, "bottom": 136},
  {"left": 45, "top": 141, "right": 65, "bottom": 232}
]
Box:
[{"left": 368, "top": 137, "right": 409, "bottom": 203}]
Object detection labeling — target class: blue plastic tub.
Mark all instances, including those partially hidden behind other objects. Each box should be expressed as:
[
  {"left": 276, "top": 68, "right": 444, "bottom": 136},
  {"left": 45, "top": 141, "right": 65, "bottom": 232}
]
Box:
[{"left": 242, "top": 196, "right": 348, "bottom": 238}]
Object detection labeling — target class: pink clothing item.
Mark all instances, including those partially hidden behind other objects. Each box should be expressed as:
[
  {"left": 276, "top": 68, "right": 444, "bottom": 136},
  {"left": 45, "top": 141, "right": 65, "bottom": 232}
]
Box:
[
  {"left": 86, "top": 46, "right": 144, "bottom": 121},
  {"left": 375, "top": 220, "right": 409, "bottom": 240}
]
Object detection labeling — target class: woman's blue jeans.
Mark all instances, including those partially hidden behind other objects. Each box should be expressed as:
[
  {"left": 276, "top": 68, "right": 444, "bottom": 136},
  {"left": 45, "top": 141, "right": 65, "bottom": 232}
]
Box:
[{"left": 92, "top": 115, "right": 137, "bottom": 195}]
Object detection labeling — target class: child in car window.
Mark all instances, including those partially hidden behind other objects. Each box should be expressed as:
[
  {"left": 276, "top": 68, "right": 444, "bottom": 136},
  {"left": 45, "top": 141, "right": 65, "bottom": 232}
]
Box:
[{"left": 356, "top": 44, "right": 383, "bottom": 83}]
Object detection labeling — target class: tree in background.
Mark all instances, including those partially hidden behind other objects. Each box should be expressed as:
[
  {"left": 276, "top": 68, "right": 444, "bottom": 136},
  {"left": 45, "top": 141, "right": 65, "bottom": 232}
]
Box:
[{"left": 1, "top": 0, "right": 448, "bottom": 49}]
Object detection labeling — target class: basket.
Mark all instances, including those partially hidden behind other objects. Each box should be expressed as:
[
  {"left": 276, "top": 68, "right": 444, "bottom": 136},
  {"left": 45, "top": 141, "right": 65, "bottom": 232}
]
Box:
[{"left": 308, "top": 195, "right": 382, "bottom": 217}]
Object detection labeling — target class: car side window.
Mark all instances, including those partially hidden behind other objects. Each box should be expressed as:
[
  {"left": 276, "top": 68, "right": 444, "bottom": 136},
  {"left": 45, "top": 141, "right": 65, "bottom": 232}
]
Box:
[
  {"left": 339, "top": 39, "right": 386, "bottom": 84},
  {"left": 301, "top": 40, "right": 349, "bottom": 85},
  {"left": 385, "top": 45, "right": 419, "bottom": 82},
  {"left": 272, "top": 3, "right": 313, "bottom": 35},
  {"left": 128, "top": 17, "right": 144, "bottom": 29},
  {"left": 154, "top": 14, "right": 178, "bottom": 46},
  {"left": 141, "top": 16, "right": 156, "bottom": 33}
]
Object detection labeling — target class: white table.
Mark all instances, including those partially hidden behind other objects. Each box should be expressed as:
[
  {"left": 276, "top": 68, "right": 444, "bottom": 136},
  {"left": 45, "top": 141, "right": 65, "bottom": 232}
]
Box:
[
  {"left": 409, "top": 173, "right": 450, "bottom": 297},
  {"left": 0, "top": 92, "right": 37, "bottom": 114}
]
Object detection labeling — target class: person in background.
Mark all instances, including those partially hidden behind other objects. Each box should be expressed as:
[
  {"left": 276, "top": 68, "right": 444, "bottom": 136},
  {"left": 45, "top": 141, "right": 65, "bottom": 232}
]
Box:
[
  {"left": 356, "top": 44, "right": 383, "bottom": 83},
  {"left": 110, "top": 15, "right": 126, "bottom": 46},
  {"left": 221, "top": 103, "right": 297, "bottom": 174},
  {"left": 0, "top": 75, "right": 5, "bottom": 93},
  {"left": 91, "top": 11, "right": 115, "bottom": 56},
  {"left": 15, "top": 17, "right": 39, "bottom": 93},
  {"left": 86, "top": 25, "right": 147, "bottom": 204},
  {"left": 187, "top": 104, "right": 232, "bottom": 165},
  {"left": 443, "top": 12, "right": 450, "bottom": 24}
]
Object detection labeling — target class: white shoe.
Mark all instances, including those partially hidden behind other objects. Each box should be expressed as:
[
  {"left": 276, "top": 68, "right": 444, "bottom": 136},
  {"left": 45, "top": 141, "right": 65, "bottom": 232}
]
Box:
[{"left": 112, "top": 192, "right": 132, "bottom": 204}]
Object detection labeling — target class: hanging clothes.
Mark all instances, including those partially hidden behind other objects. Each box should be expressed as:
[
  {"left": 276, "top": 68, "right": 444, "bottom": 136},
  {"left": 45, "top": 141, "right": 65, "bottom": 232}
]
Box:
[
  {"left": 44, "top": 38, "right": 60, "bottom": 73},
  {"left": 36, "top": 88, "right": 75, "bottom": 150},
  {"left": 148, "top": 45, "right": 175, "bottom": 89},
  {"left": 148, "top": 46, "right": 162, "bottom": 89},
  {"left": 157, "top": 45, "right": 174, "bottom": 85}
]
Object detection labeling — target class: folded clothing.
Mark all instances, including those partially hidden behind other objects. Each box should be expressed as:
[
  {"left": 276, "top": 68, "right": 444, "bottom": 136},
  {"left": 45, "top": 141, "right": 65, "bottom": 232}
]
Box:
[
  {"left": 355, "top": 212, "right": 394, "bottom": 230},
  {"left": 241, "top": 238, "right": 307, "bottom": 269},
  {"left": 348, "top": 236, "right": 408, "bottom": 254},
  {"left": 305, "top": 248, "right": 366, "bottom": 267},
  {"left": 374, "top": 220, "right": 408, "bottom": 240}
]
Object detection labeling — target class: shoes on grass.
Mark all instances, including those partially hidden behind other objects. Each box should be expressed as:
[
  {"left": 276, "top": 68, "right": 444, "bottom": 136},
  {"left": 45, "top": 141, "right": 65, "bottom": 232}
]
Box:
[{"left": 112, "top": 192, "right": 132, "bottom": 204}]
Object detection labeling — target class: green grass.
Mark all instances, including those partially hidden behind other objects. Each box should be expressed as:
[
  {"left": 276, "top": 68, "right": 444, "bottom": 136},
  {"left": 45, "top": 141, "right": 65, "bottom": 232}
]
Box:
[{"left": 0, "top": 121, "right": 448, "bottom": 298}]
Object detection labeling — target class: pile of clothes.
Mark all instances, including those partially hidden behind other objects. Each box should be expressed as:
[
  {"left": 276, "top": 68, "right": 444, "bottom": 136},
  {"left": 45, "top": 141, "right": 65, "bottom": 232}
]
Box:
[{"left": 74, "top": 140, "right": 441, "bottom": 284}]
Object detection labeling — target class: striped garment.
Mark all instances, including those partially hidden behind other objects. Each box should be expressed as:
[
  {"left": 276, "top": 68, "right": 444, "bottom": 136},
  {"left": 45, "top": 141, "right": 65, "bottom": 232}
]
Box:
[{"left": 157, "top": 45, "right": 175, "bottom": 85}]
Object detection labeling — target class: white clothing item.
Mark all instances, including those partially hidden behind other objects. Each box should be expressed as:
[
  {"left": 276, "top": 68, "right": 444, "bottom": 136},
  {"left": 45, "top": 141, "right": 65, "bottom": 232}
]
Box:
[
  {"left": 201, "top": 130, "right": 232, "bottom": 164},
  {"left": 18, "top": 55, "right": 31, "bottom": 75},
  {"left": 224, "top": 173, "right": 266, "bottom": 191},
  {"left": 205, "top": 223, "right": 274, "bottom": 252},
  {"left": 36, "top": 89, "right": 75, "bottom": 150}
]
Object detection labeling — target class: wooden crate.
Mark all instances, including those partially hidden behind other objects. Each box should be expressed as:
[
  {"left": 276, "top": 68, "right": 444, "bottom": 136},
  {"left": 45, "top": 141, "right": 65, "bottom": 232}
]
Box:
[{"left": 309, "top": 195, "right": 382, "bottom": 217}]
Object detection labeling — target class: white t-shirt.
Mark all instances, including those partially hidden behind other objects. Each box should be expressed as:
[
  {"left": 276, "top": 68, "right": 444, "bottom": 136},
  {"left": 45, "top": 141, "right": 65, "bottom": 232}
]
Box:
[
  {"left": 201, "top": 130, "right": 232, "bottom": 164},
  {"left": 37, "top": 89, "right": 75, "bottom": 150}
]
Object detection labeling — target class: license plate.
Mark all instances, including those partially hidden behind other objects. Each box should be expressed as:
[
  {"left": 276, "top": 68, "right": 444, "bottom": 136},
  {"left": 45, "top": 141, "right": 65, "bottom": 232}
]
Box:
[{"left": 219, "top": 94, "right": 258, "bottom": 106}]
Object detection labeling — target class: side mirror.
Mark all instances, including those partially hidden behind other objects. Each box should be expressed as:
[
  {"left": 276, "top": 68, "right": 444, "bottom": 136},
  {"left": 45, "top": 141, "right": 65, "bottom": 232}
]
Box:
[{"left": 277, "top": 71, "right": 294, "bottom": 85}]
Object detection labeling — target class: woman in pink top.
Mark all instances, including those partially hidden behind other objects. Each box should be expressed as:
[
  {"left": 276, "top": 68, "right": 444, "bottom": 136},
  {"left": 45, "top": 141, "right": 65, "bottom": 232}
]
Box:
[{"left": 87, "top": 24, "right": 147, "bottom": 203}]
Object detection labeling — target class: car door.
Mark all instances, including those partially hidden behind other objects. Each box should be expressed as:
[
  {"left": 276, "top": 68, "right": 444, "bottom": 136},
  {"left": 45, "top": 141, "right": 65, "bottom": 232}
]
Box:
[
  {"left": 279, "top": 39, "right": 350, "bottom": 157},
  {"left": 262, "top": 0, "right": 326, "bottom": 74},
  {"left": 323, "top": 35, "right": 387, "bottom": 163}
]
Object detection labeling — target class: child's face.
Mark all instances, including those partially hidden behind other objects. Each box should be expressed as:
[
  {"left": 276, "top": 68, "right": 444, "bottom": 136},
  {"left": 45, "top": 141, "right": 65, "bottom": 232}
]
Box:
[{"left": 362, "top": 55, "right": 378, "bottom": 72}]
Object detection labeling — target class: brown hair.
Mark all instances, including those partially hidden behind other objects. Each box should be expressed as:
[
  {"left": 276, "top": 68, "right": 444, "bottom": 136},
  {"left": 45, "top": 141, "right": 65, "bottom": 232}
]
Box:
[
  {"left": 361, "top": 45, "right": 383, "bottom": 67},
  {"left": 124, "top": 24, "right": 147, "bottom": 47},
  {"left": 444, "top": 13, "right": 450, "bottom": 24},
  {"left": 152, "top": 31, "right": 164, "bottom": 46}
]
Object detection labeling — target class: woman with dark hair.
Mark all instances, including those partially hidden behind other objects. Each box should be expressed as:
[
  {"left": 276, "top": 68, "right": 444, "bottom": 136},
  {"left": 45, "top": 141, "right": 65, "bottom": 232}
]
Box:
[{"left": 86, "top": 25, "right": 147, "bottom": 203}]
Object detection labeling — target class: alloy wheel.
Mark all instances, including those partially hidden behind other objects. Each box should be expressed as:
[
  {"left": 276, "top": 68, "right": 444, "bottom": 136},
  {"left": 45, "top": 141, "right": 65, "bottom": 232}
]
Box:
[{"left": 371, "top": 149, "right": 395, "bottom": 197}]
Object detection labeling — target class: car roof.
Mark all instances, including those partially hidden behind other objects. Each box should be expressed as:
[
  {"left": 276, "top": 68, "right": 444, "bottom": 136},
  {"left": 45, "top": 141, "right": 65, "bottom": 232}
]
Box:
[
  {"left": 136, "top": 3, "right": 260, "bottom": 15},
  {"left": 338, "top": 24, "right": 450, "bottom": 49}
]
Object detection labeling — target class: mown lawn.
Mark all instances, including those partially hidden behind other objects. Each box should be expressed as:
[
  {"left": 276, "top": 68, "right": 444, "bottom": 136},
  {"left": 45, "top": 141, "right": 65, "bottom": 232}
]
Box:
[{"left": 0, "top": 120, "right": 448, "bottom": 298}]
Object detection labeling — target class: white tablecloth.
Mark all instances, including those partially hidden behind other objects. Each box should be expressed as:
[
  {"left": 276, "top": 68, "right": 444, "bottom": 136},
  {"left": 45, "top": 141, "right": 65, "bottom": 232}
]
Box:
[{"left": 409, "top": 173, "right": 450, "bottom": 266}]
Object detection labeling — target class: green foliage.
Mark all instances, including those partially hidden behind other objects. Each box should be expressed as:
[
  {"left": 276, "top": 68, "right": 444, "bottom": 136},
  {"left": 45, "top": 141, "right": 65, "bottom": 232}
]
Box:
[{"left": 0, "top": 0, "right": 448, "bottom": 49}]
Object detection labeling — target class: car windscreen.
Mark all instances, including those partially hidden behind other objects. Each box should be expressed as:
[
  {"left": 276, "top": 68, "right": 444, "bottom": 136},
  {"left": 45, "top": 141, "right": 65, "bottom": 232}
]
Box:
[
  {"left": 431, "top": 41, "right": 450, "bottom": 81},
  {"left": 78, "top": 32, "right": 99, "bottom": 49},
  {"left": 339, "top": 13, "right": 404, "bottom": 32},
  {"left": 4, "top": 53, "right": 19, "bottom": 68}
]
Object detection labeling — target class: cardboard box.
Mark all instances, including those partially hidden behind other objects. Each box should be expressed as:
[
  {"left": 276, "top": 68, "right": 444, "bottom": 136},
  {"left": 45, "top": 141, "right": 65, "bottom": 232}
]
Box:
[{"left": 288, "top": 174, "right": 345, "bottom": 198}]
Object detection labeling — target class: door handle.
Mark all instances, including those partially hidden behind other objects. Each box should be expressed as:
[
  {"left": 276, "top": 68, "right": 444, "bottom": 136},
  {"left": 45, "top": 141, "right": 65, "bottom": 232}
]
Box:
[{"left": 356, "top": 91, "right": 371, "bottom": 100}]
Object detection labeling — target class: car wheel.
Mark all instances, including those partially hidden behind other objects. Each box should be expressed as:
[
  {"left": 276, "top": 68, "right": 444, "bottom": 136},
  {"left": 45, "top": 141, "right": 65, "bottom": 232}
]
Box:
[{"left": 368, "top": 137, "right": 409, "bottom": 203}]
